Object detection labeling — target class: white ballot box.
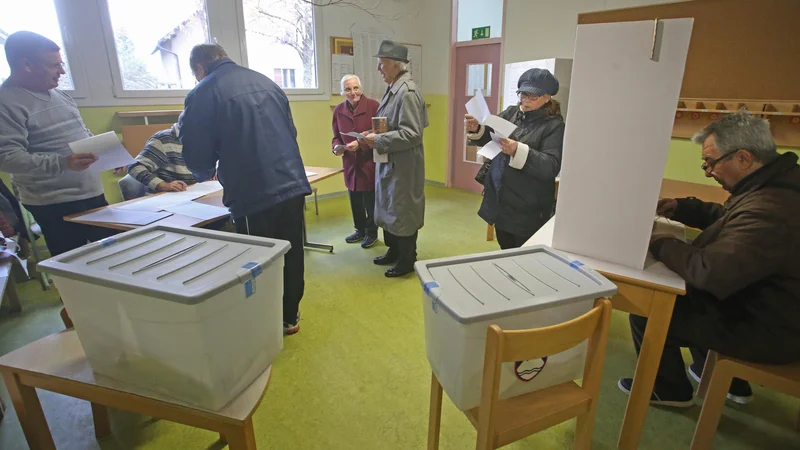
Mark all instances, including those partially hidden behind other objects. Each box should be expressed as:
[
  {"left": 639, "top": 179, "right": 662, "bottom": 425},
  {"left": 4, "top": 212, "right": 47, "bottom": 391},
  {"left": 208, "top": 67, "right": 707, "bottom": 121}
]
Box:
[
  {"left": 415, "top": 246, "right": 617, "bottom": 411},
  {"left": 39, "top": 225, "right": 289, "bottom": 410}
]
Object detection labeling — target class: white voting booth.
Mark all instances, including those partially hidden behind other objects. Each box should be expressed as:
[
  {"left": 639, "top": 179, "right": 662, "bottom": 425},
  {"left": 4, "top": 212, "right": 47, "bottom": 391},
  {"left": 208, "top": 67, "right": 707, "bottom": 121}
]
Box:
[{"left": 553, "top": 18, "right": 694, "bottom": 270}]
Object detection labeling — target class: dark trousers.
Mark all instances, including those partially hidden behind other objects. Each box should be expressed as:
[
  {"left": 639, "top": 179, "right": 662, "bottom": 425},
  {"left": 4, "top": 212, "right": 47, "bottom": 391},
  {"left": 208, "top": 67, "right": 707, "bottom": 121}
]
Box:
[
  {"left": 348, "top": 190, "right": 377, "bottom": 237},
  {"left": 383, "top": 229, "right": 417, "bottom": 269},
  {"left": 629, "top": 298, "right": 765, "bottom": 395},
  {"left": 495, "top": 229, "right": 534, "bottom": 250},
  {"left": 234, "top": 196, "right": 305, "bottom": 324},
  {"left": 24, "top": 194, "right": 117, "bottom": 257}
]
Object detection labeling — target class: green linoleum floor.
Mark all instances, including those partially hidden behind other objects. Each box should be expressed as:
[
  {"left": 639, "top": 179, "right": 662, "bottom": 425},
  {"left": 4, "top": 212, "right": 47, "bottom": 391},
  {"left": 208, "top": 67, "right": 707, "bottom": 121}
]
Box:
[{"left": 1, "top": 185, "right": 799, "bottom": 449}]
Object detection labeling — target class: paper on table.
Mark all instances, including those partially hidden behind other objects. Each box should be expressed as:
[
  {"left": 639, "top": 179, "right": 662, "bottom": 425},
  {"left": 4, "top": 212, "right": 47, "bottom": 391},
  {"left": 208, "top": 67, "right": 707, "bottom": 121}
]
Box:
[
  {"left": 116, "top": 191, "right": 201, "bottom": 212},
  {"left": 78, "top": 208, "right": 172, "bottom": 226},
  {"left": 305, "top": 171, "right": 318, "bottom": 177},
  {"left": 163, "top": 202, "right": 229, "bottom": 221},
  {"left": 69, "top": 131, "right": 135, "bottom": 172},
  {"left": 185, "top": 180, "right": 222, "bottom": 195}
]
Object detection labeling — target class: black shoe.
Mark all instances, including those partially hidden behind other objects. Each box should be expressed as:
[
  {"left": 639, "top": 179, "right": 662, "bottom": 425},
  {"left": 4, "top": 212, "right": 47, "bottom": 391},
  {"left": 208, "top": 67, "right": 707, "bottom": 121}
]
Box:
[
  {"left": 345, "top": 230, "right": 365, "bottom": 243},
  {"left": 374, "top": 251, "right": 399, "bottom": 265},
  {"left": 617, "top": 378, "right": 694, "bottom": 408},
  {"left": 385, "top": 264, "right": 414, "bottom": 278},
  {"left": 688, "top": 363, "right": 753, "bottom": 405},
  {"left": 361, "top": 235, "right": 378, "bottom": 248}
]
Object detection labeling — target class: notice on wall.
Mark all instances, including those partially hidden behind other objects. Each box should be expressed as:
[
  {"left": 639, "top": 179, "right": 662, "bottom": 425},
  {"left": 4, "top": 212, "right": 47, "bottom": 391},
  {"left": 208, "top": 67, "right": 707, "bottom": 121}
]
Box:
[
  {"left": 331, "top": 54, "right": 355, "bottom": 94},
  {"left": 353, "top": 31, "right": 390, "bottom": 100}
]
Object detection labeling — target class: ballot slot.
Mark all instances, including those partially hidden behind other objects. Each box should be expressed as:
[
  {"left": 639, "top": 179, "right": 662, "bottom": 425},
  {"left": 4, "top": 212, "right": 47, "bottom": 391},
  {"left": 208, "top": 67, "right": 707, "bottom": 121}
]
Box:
[
  {"left": 156, "top": 243, "right": 231, "bottom": 281},
  {"left": 107, "top": 237, "right": 188, "bottom": 270},
  {"left": 182, "top": 247, "right": 252, "bottom": 286},
  {"left": 84, "top": 233, "right": 168, "bottom": 265}
]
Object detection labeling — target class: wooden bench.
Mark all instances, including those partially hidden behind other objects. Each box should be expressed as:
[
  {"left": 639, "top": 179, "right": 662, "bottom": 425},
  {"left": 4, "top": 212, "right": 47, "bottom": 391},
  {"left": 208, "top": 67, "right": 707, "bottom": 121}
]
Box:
[{"left": 0, "top": 330, "right": 270, "bottom": 449}]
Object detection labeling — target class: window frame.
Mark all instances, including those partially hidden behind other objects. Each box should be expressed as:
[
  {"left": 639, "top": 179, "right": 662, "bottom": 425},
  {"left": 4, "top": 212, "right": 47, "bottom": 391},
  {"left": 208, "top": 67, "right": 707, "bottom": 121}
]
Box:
[
  {"left": 96, "top": 0, "right": 209, "bottom": 99},
  {"left": 235, "top": 0, "right": 326, "bottom": 97},
  {"left": 0, "top": 0, "right": 90, "bottom": 98}
]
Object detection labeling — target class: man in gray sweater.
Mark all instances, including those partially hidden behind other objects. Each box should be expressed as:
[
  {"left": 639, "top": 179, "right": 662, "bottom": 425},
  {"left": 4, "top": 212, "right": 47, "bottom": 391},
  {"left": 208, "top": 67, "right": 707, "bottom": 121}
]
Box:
[{"left": 0, "top": 31, "right": 114, "bottom": 257}]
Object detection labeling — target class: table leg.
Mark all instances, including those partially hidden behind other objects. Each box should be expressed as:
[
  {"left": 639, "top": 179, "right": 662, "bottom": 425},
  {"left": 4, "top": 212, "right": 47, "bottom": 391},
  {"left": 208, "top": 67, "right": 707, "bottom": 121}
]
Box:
[
  {"left": 302, "top": 214, "right": 333, "bottom": 253},
  {"left": 2, "top": 372, "right": 57, "bottom": 450},
  {"left": 91, "top": 403, "right": 112, "bottom": 438},
  {"left": 617, "top": 290, "right": 677, "bottom": 450},
  {"left": 5, "top": 278, "right": 21, "bottom": 313},
  {"left": 225, "top": 419, "right": 257, "bottom": 450}
]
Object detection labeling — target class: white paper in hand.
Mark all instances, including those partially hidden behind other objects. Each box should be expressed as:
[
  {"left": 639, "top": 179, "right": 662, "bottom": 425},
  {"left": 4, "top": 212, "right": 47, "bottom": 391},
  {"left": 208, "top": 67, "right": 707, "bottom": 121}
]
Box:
[
  {"left": 465, "top": 89, "right": 491, "bottom": 123},
  {"left": 484, "top": 116, "right": 517, "bottom": 139},
  {"left": 477, "top": 141, "right": 502, "bottom": 160},
  {"left": 69, "top": 132, "right": 135, "bottom": 172}
]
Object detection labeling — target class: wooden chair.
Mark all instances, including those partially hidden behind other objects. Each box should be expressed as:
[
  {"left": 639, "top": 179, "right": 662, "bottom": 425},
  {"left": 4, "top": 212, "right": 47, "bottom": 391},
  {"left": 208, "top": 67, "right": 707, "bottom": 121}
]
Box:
[
  {"left": 691, "top": 351, "right": 800, "bottom": 449},
  {"left": 428, "top": 299, "right": 612, "bottom": 450}
]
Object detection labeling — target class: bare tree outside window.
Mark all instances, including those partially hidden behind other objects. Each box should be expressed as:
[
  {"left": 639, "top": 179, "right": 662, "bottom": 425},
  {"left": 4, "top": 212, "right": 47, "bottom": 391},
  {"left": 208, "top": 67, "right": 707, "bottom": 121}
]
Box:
[{"left": 243, "top": 0, "right": 317, "bottom": 89}]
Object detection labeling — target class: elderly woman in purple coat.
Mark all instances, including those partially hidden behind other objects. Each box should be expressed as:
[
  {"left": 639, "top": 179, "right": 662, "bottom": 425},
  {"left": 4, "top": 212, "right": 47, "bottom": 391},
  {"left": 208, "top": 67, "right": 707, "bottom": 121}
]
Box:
[{"left": 332, "top": 74, "right": 380, "bottom": 248}]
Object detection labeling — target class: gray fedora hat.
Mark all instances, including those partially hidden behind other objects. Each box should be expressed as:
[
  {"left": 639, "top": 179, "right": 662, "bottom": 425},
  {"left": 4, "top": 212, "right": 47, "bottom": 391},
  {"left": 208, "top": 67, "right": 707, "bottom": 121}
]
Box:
[
  {"left": 374, "top": 40, "right": 409, "bottom": 63},
  {"left": 517, "top": 68, "right": 559, "bottom": 97}
]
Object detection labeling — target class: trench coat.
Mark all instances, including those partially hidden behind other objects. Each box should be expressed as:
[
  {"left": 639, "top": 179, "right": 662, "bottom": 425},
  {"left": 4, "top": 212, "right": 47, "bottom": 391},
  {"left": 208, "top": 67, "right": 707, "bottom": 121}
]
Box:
[
  {"left": 373, "top": 72, "right": 428, "bottom": 237},
  {"left": 332, "top": 96, "right": 380, "bottom": 192}
]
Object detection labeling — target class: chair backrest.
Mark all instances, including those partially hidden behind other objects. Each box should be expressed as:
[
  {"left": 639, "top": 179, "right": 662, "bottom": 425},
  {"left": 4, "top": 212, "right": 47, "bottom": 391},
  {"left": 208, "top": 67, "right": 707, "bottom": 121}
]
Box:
[
  {"left": 477, "top": 299, "right": 613, "bottom": 435},
  {"left": 118, "top": 175, "right": 148, "bottom": 201}
]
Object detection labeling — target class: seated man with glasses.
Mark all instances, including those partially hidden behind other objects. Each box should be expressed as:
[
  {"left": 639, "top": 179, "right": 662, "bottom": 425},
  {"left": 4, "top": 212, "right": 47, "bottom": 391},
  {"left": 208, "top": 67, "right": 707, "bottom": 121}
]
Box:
[{"left": 617, "top": 111, "right": 800, "bottom": 407}]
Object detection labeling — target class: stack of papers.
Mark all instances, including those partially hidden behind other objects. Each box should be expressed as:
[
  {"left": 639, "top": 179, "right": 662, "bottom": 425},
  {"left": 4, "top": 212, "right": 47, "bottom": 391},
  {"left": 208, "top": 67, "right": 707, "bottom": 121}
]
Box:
[
  {"left": 117, "top": 181, "right": 224, "bottom": 213},
  {"left": 163, "top": 202, "right": 229, "bottom": 221},
  {"left": 77, "top": 209, "right": 173, "bottom": 226},
  {"left": 465, "top": 90, "right": 518, "bottom": 160}
]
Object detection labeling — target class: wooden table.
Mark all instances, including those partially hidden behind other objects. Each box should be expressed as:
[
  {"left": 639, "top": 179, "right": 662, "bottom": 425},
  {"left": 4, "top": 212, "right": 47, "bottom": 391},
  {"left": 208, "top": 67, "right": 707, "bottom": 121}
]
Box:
[
  {"left": 524, "top": 218, "right": 686, "bottom": 450},
  {"left": 0, "top": 330, "right": 271, "bottom": 450},
  {"left": 66, "top": 166, "right": 344, "bottom": 250}
]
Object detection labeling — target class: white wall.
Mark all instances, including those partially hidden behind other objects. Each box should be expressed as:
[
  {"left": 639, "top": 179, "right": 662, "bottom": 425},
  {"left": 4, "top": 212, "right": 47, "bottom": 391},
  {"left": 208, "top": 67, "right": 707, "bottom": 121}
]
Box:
[
  {"left": 503, "top": 0, "right": 679, "bottom": 65},
  {"left": 319, "top": 0, "right": 451, "bottom": 95},
  {"left": 457, "top": 0, "right": 503, "bottom": 42}
]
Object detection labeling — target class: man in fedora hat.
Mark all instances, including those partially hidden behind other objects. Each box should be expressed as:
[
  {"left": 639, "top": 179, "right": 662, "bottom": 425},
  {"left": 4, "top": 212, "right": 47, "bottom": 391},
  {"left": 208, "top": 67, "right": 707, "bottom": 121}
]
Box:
[{"left": 360, "top": 40, "right": 428, "bottom": 278}]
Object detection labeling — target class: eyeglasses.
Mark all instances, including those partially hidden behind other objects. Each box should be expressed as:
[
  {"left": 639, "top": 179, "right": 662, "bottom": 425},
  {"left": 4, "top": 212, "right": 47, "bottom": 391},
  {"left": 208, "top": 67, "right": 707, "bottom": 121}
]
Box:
[
  {"left": 700, "top": 151, "right": 736, "bottom": 172},
  {"left": 518, "top": 92, "right": 539, "bottom": 101}
]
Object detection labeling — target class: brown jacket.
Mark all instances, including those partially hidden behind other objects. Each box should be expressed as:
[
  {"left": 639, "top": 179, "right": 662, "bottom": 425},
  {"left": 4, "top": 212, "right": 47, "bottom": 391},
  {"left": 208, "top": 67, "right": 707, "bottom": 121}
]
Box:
[{"left": 651, "top": 152, "right": 800, "bottom": 362}]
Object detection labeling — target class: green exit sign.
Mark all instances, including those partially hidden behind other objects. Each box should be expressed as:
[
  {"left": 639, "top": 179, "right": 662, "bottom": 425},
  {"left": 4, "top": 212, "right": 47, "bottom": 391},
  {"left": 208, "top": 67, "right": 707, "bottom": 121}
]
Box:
[{"left": 472, "top": 26, "right": 491, "bottom": 40}]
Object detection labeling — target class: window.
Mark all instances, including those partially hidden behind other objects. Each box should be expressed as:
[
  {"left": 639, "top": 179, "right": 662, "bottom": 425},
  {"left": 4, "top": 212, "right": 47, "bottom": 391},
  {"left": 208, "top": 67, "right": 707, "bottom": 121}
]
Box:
[
  {"left": 273, "top": 68, "right": 296, "bottom": 88},
  {"left": 241, "top": 0, "right": 318, "bottom": 90},
  {"left": 104, "top": 0, "right": 209, "bottom": 92},
  {"left": 0, "top": 0, "right": 75, "bottom": 90}
]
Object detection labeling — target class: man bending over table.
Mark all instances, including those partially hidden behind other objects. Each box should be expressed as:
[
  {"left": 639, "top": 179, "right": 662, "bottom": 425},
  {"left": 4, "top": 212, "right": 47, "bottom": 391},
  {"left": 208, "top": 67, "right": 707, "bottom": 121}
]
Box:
[{"left": 617, "top": 111, "right": 800, "bottom": 407}]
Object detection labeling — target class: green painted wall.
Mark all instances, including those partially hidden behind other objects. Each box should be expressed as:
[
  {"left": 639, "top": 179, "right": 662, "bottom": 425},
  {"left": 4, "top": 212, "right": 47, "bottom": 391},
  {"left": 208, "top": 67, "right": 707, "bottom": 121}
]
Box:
[
  {"left": 664, "top": 138, "right": 800, "bottom": 184},
  {"left": 3, "top": 97, "right": 794, "bottom": 208}
]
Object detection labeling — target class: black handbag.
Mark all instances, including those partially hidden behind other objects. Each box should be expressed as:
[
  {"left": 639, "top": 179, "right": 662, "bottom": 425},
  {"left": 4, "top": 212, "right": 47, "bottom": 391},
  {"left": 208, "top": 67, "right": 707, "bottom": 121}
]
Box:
[{"left": 475, "top": 159, "right": 492, "bottom": 185}]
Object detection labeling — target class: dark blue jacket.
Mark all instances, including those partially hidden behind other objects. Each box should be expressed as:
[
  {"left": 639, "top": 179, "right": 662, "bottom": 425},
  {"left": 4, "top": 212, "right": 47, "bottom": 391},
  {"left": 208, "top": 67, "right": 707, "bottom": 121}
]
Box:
[{"left": 180, "top": 58, "right": 311, "bottom": 218}]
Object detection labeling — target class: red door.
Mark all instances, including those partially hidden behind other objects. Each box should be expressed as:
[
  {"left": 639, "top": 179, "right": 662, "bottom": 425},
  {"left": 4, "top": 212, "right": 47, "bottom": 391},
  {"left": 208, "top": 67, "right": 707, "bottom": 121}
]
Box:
[{"left": 450, "top": 42, "right": 502, "bottom": 192}]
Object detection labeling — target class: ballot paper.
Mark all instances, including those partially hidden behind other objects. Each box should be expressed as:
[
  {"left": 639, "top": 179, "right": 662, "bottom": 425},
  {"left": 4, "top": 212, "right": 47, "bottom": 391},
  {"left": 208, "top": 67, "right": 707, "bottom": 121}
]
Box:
[
  {"left": 344, "top": 131, "right": 366, "bottom": 139},
  {"left": 69, "top": 131, "right": 135, "bottom": 172},
  {"left": 305, "top": 171, "right": 318, "bottom": 177},
  {"left": 465, "top": 90, "right": 517, "bottom": 138},
  {"left": 477, "top": 141, "right": 502, "bottom": 160},
  {"left": 163, "top": 202, "right": 229, "bottom": 221},
  {"left": 77, "top": 208, "right": 172, "bottom": 226},
  {"left": 116, "top": 191, "right": 203, "bottom": 212},
  {"left": 185, "top": 180, "right": 223, "bottom": 195},
  {"left": 0, "top": 236, "right": 29, "bottom": 276},
  {"left": 374, "top": 149, "right": 388, "bottom": 163}
]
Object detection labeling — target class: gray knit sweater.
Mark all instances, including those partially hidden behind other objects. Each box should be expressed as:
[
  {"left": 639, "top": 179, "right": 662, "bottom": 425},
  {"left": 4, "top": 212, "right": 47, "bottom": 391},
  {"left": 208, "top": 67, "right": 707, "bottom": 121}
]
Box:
[{"left": 0, "top": 81, "right": 103, "bottom": 206}]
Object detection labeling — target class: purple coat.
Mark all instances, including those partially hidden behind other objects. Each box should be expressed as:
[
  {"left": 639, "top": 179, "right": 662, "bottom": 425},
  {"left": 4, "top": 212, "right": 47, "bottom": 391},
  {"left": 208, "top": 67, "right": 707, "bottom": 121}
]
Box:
[{"left": 332, "top": 96, "right": 380, "bottom": 192}]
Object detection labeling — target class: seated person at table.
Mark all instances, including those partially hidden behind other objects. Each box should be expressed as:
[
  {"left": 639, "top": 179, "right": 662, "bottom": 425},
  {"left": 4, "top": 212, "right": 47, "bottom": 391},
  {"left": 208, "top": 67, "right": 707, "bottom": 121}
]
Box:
[
  {"left": 618, "top": 111, "right": 800, "bottom": 407},
  {"left": 127, "top": 122, "right": 199, "bottom": 193}
]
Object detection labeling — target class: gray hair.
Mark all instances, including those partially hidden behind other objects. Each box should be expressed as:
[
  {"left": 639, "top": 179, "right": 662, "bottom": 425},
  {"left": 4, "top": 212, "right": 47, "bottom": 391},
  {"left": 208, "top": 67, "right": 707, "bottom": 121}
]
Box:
[
  {"left": 340, "top": 74, "right": 362, "bottom": 95},
  {"left": 189, "top": 44, "right": 228, "bottom": 74},
  {"left": 691, "top": 110, "right": 778, "bottom": 163}
]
